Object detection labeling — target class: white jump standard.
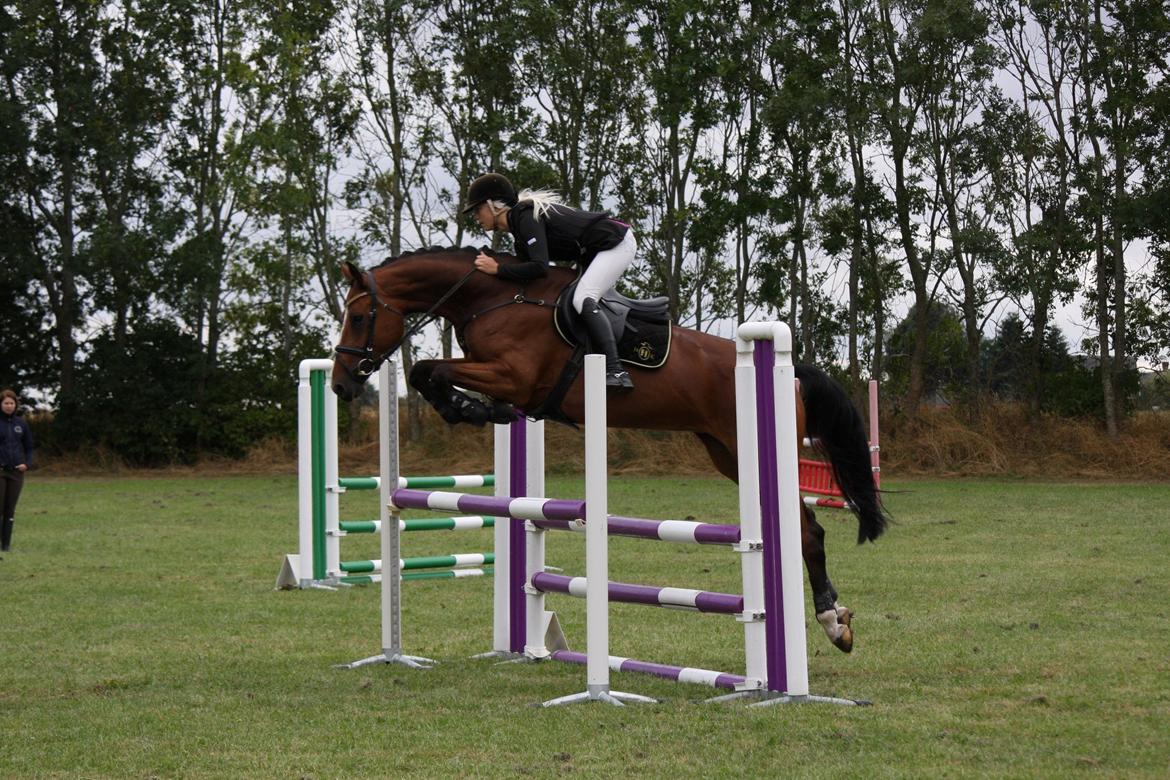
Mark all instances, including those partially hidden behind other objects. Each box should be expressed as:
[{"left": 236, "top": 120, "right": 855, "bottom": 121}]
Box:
[
  {"left": 278, "top": 358, "right": 499, "bottom": 590},
  {"left": 520, "top": 325, "right": 865, "bottom": 705}
]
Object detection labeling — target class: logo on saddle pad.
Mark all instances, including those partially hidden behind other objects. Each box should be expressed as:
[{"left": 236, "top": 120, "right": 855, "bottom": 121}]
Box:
[{"left": 635, "top": 341, "right": 656, "bottom": 363}]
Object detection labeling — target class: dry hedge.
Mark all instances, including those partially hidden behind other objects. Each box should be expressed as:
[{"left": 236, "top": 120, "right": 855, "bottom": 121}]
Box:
[{"left": 36, "top": 403, "right": 1170, "bottom": 482}]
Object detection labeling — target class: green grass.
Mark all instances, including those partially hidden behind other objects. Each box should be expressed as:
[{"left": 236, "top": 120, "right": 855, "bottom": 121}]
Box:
[{"left": 1, "top": 475, "right": 1168, "bottom": 778}]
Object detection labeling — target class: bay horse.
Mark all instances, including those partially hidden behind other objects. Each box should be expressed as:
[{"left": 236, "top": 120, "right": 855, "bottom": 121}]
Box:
[{"left": 331, "top": 246, "right": 888, "bottom": 653}]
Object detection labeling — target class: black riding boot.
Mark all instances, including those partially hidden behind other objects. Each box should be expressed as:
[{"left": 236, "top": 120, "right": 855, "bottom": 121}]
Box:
[
  {"left": 1, "top": 518, "right": 12, "bottom": 552},
  {"left": 581, "top": 298, "right": 634, "bottom": 393}
]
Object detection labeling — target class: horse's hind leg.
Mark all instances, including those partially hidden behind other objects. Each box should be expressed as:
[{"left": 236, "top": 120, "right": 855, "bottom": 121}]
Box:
[
  {"left": 700, "top": 431, "right": 855, "bottom": 652},
  {"left": 802, "top": 506, "right": 854, "bottom": 653}
]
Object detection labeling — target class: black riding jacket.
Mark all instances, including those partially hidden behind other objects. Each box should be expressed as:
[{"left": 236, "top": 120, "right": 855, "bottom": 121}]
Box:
[
  {"left": 496, "top": 201, "right": 629, "bottom": 283},
  {"left": 0, "top": 411, "right": 33, "bottom": 470}
]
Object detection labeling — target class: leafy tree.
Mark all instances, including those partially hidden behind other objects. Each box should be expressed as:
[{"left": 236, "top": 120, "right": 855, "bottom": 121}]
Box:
[
  {"left": 884, "top": 301, "right": 968, "bottom": 406},
  {"left": 761, "top": 0, "right": 843, "bottom": 361},
  {"left": 236, "top": 0, "right": 359, "bottom": 361},
  {"left": 3, "top": 0, "right": 105, "bottom": 399},
  {"left": 162, "top": 0, "right": 262, "bottom": 398},
  {"left": 1075, "top": 0, "right": 1170, "bottom": 432},
  {"left": 513, "top": 0, "right": 640, "bottom": 210},
  {"left": 913, "top": 0, "right": 999, "bottom": 412},
  {"left": 867, "top": 0, "right": 954, "bottom": 416},
  {"left": 617, "top": 0, "right": 738, "bottom": 323}
]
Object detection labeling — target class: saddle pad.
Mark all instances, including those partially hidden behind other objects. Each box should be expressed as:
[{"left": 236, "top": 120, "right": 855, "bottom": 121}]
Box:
[{"left": 553, "top": 287, "right": 671, "bottom": 369}]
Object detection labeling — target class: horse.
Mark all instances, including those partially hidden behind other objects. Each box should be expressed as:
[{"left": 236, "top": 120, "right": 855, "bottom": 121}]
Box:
[{"left": 331, "top": 246, "right": 889, "bottom": 653}]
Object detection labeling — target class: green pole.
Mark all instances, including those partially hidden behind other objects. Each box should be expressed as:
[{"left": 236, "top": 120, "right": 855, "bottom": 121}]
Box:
[
  {"left": 339, "top": 568, "right": 495, "bottom": 585},
  {"left": 402, "top": 516, "right": 495, "bottom": 532},
  {"left": 338, "top": 477, "right": 380, "bottom": 490}
]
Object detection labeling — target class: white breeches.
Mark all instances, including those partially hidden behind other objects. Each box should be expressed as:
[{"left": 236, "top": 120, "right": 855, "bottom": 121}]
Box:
[{"left": 572, "top": 230, "right": 637, "bottom": 313}]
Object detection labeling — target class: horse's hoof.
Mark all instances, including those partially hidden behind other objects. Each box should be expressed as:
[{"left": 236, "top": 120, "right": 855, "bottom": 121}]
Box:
[
  {"left": 487, "top": 402, "right": 517, "bottom": 425},
  {"left": 836, "top": 606, "right": 853, "bottom": 628},
  {"left": 833, "top": 624, "right": 854, "bottom": 653}
]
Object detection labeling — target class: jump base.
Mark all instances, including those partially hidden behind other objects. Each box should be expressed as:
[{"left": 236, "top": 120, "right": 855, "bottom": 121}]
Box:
[{"left": 336, "top": 652, "right": 436, "bottom": 670}]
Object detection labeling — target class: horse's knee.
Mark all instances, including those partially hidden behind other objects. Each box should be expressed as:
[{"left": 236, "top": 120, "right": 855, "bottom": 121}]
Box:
[{"left": 803, "top": 506, "right": 825, "bottom": 542}]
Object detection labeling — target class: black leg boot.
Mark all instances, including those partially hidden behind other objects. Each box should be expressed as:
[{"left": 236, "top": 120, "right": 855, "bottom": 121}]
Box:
[
  {"left": 1, "top": 518, "right": 12, "bottom": 552},
  {"left": 581, "top": 298, "right": 634, "bottom": 393}
]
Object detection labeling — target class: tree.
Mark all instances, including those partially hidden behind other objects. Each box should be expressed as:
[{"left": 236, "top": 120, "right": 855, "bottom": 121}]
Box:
[
  {"left": 617, "top": 0, "right": 737, "bottom": 324},
  {"left": 884, "top": 301, "right": 968, "bottom": 405},
  {"left": 236, "top": 0, "right": 359, "bottom": 363},
  {"left": 3, "top": 0, "right": 104, "bottom": 399},
  {"left": 914, "top": 0, "right": 999, "bottom": 412},
  {"left": 868, "top": 0, "right": 952, "bottom": 416}
]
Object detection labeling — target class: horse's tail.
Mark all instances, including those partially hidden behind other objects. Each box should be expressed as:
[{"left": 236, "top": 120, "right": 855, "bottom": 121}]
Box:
[{"left": 795, "top": 365, "right": 890, "bottom": 543}]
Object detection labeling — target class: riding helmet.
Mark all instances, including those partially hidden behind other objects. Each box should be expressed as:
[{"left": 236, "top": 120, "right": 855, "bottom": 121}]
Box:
[{"left": 461, "top": 173, "right": 518, "bottom": 214}]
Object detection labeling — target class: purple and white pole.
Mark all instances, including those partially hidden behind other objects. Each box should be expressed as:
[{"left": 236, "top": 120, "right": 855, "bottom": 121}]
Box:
[{"left": 734, "top": 322, "right": 808, "bottom": 697}]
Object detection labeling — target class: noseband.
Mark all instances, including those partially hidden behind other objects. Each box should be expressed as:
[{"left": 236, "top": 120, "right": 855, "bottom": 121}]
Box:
[{"left": 333, "top": 267, "right": 478, "bottom": 382}]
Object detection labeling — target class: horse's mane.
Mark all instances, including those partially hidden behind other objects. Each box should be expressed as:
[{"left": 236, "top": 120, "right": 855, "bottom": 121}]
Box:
[{"left": 374, "top": 245, "right": 514, "bottom": 269}]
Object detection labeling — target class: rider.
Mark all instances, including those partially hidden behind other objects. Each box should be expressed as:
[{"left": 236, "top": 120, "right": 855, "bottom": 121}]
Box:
[{"left": 462, "top": 172, "right": 636, "bottom": 393}]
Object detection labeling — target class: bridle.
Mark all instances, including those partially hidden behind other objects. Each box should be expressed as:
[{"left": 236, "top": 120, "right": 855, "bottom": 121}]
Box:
[{"left": 333, "top": 267, "right": 479, "bottom": 382}]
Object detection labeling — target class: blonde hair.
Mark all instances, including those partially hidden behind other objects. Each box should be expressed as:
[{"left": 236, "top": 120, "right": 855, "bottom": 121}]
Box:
[{"left": 487, "top": 188, "right": 564, "bottom": 221}]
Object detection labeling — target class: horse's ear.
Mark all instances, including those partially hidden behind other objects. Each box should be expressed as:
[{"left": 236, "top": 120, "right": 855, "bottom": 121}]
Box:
[{"left": 341, "top": 261, "right": 364, "bottom": 286}]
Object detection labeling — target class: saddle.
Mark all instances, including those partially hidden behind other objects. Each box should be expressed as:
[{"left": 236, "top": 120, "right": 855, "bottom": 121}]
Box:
[
  {"left": 553, "top": 281, "right": 672, "bottom": 368},
  {"left": 526, "top": 281, "right": 672, "bottom": 425}
]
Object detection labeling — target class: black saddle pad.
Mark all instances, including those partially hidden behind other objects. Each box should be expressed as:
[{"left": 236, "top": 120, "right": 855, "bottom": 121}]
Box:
[{"left": 553, "top": 282, "right": 671, "bottom": 369}]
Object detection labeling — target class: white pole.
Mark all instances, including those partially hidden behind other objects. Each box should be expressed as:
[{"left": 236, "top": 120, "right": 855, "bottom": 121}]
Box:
[
  {"left": 545, "top": 355, "right": 655, "bottom": 706},
  {"left": 524, "top": 419, "right": 549, "bottom": 658},
  {"left": 734, "top": 353, "right": 767, "bottom": 688},
  {"left": 379, "top": 362, "right": 400, "bottom": 654},
  {"left": 584, "top": 356, "right": 610, "bottom": 695},
  {"left": 491, "top": 422, "right": 511, "bottom": 653},
  {"left": 769, "top": 330, "right": 810, "bottom": 697},
  {"left": 869, "top": 379, "right": 880, "bottom": 487},
  {"left": 324, "top": 371, "right": 341, "bottom": 580},
  {"left": 340, "top": 359, "right": 433, "bottom": 669}
]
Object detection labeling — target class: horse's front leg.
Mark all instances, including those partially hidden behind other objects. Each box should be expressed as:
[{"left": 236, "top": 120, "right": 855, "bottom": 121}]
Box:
[
  {"left": 801, "top": 505, "right": 854, "bottom": 653},
  {"left": 409, "top": 358, "right": 517, "bottom": 426}
]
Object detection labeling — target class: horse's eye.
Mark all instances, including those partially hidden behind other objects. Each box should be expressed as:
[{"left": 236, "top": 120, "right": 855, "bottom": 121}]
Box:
[{"left": 351, "top": 314, "right": 364, "bottom": 326}]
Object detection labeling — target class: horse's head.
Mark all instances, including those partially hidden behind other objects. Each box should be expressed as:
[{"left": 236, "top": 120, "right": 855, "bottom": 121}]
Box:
[{"left": 332, "top": 260, "right": 406, "bottom": 401}]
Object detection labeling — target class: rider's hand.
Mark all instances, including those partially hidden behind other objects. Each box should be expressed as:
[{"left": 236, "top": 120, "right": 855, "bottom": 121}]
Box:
[{"left": 474, "top": 253, "right": 499, "bottom": 275}]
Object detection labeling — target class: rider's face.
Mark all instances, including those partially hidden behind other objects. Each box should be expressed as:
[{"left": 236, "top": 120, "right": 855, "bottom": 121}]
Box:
[{"left": 474, "top": 202, "right": 499, "bottom": 232}]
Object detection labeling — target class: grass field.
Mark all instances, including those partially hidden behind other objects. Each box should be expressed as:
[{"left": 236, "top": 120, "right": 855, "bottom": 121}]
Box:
[{"left": 1, "top": 474, "right": 1167, "bottom": 778}]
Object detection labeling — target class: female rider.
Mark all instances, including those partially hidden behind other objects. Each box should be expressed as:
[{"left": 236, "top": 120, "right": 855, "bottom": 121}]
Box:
[{"left": 462, "top": 172, "right": 636, "bottom": 393}]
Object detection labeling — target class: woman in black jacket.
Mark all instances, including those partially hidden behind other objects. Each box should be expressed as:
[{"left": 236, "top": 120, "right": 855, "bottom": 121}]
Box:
[
  {"left": 463, "top": 172, "right": 637, "bottom": 393},
  {"left": 0, "top": 389, "right": 33, "bottom": 554}
]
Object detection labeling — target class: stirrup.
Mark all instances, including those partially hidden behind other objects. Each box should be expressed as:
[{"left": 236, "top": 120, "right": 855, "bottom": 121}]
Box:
[{"left": 606, "top": 370, "right": 635, "bottom": 394}]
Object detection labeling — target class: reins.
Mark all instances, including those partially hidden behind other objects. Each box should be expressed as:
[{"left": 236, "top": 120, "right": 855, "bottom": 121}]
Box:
[
  {"left": 334, "top": 261, "right": 549, "bottom": 382},
  {"left": 334, "top": 267, "right": 477, "bottom": 380}
]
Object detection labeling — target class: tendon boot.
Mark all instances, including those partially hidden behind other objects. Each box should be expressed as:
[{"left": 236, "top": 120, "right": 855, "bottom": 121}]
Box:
[
  {"left": 1, "top": 518, "right": 12, "bottom": 552},
  {"left": 581, "top": 298, "right": 634, "bottom": 393}
]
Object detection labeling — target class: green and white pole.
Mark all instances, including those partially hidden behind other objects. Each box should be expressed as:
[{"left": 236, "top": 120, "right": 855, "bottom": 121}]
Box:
[{"left": 293, "top": 358, "right": 336, "bottom": 588}]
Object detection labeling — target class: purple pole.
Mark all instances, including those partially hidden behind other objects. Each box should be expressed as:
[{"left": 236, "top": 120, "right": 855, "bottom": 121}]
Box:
[
  {"left": 550, "top": 651, "right": 747, "bottom": 691},
  {"left": 509, "top": 418, "right": 527, "bottom": 653},
  {"left": 754, "top": 342, "right": 787, "bottom": 693}
]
